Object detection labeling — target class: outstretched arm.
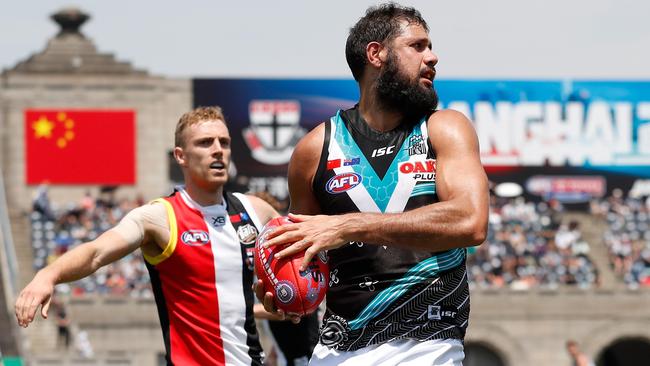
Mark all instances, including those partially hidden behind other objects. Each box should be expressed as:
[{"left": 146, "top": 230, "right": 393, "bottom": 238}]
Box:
[
  {"left": 15, "top": 203, "right": 164, "bottom": 327},
  {"left": 265, "top": 110, "right": 489, "bottom": 270}
]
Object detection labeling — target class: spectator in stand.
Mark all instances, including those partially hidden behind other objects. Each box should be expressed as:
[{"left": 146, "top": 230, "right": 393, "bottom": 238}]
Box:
[
  {"left": 566, "top": 340, "right": 595, "bottom": 366},
  {"left": 51, "top": 295, "right": 71, "bottom": 349},
  {"left": 33, "top": 184, "right": 54, "bottom": 221},
  {"left": 592, "top": 189, "right": 650, "bottom": 288},
  {"left": 468, "top": 196, "right": 598, "bottom": 290},
  {"left": 30, "top": 189, "right": 152, "bottom": 297},
  {"left": 30, "top": 189, "right": 608, "bottom": 295},
  {"left": 79, "top": 191, "right": 95, "bottom": 211}
]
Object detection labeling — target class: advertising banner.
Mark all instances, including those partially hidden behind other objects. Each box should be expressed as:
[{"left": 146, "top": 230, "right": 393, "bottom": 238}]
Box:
[{"left": 193, "top": 79, "right": 650, "bottom": 202}]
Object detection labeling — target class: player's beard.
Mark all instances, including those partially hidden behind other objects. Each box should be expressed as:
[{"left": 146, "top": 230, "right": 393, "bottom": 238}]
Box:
[{"left": 376, "top": 50, "right": 438, "bottom": 120}]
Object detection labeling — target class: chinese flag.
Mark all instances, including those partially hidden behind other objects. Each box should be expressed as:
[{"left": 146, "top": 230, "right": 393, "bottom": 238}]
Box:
[{"left": 25, "top": 109, "right": 135, "bottom": 185}]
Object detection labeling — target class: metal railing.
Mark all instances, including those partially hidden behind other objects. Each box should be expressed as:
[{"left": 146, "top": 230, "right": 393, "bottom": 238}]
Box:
[{"left": 0, "top": 170, "right": 19, "bottom": 298}]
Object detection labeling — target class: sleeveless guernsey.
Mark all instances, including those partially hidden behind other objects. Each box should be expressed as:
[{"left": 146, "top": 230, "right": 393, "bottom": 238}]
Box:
[
  {"left": 312, "top": 107, "right": 469, "bottom": 351},
  {"left": 144, "top": 188, "right": 264, "bottom": 365}
]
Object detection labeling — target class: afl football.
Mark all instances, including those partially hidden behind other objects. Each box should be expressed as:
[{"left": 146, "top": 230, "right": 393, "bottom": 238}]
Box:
[{"left": 254, "top": 216, "right": 329, "bottom": 316}]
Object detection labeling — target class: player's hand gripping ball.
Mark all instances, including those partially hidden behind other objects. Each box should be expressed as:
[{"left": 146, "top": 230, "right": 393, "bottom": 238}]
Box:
[{"left": 254, "top": 216, "right": 329, "bottom": 316}]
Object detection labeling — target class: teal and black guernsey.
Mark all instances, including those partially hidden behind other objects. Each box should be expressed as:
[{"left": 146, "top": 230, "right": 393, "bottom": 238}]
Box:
[{"left": 312, "top": 106, "right": 469, "bottom": 351}]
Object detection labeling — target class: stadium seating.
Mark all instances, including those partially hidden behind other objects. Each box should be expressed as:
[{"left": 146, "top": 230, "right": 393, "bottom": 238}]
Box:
[
  {"left": 30, "top": 190, "right": 152, "bottom": 298},
  {"left": 467, "top": 196, "right": 599, "bottom": 290},
  {"left": 591, "top": 190, "right": 650, "bottom": 288},
  {"left": 30, "top": 189, "right": 608, "bottom": 296}
]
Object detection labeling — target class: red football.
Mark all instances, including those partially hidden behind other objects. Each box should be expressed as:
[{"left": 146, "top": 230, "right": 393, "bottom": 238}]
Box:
[{"left": 254, "top": 216, "right": 329, "bottom": 316}]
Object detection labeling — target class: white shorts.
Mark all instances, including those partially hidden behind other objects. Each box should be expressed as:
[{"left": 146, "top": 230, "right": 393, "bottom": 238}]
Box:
[{"left": 309, "top": 338, "right": 465, "bottom": 366}]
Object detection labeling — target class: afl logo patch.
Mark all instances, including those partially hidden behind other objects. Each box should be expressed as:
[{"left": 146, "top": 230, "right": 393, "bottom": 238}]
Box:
[
  {"left": 275, "top": 281, "right": 297, "bottom": 304},
  {"left": 181, "top": 230, "right": 210, "bottom": 246},
  {"left": 326, "top": 172, "right": 362, "bottom": 194}
]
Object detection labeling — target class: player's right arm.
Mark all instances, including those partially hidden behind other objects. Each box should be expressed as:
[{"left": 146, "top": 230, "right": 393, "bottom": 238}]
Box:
[{"left": 15, "top": 202, "right": 167, "bottom": 327}]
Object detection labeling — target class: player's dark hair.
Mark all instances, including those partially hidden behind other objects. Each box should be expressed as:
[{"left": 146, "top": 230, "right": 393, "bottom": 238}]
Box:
[{"left": 346, "top": 3, "right": 428, "bottom": 82}]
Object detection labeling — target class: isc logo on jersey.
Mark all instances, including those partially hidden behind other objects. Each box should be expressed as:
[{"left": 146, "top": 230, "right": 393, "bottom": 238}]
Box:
[
  {"left": 399, "top": 159, "right": 436, "bottom": 181},
  {"left": 326, "top": 172, "right": 362, "bottom": 194},
  {"left": 181, "top": 230, "right": 210, "bottom": 246}
]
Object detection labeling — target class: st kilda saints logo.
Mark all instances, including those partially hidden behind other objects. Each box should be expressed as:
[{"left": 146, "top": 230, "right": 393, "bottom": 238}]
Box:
[
  {"left": 243, "top": 100, "right": 306, "bottom": 165},
  {"left": 237, "top": 224, "right": 258, "bottom": 245}
]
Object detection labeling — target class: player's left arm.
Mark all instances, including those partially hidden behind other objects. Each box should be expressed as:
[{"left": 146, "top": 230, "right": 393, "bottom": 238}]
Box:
[{"left": 265, "top": 109, "right": 489, "bottom": 269}]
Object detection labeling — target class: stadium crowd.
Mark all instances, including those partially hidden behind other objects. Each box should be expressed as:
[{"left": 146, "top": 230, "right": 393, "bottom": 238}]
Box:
[
  {"left": 591, "top": 189, "right": 650, "bottom": 288},
  {"left": 30, "top": 185, "right": 608, "bottom": 296},
  {"left": 30, "top": 186, "right": 152, "bottom": 297},
  {"left": 467, "top": 195, "right": 599, "bottom": 290}
]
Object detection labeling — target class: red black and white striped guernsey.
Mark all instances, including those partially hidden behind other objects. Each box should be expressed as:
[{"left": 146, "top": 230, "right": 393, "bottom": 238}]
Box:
[{"left": 144, "top": 187, "right": 264, "bottom": 366}]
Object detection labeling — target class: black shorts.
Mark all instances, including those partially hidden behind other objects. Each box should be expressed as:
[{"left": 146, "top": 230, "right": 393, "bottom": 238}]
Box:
[{"left": 268, "top": 311, "right": 319, "bottom": 364}]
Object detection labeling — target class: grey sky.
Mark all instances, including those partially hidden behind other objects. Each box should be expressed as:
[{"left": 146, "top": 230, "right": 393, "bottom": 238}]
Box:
[{"left": 2, "top": 0, "right": 649, "bottom": 79}]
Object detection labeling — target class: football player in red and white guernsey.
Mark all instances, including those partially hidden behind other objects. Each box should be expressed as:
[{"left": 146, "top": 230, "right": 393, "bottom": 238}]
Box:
[{"left": 16, "top": 106, "right": 295, "bottom": 366}]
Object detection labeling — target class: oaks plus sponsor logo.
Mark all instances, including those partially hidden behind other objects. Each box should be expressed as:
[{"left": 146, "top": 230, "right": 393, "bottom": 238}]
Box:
[
  {"left": 326, "top": 172, "right": 362, "bottom": 194},
  {"left": 181, "top": 230, "right": 210, "bottom": 246},
  {"left": 399, "top": 159, "right": 437, "bottom": 182}
]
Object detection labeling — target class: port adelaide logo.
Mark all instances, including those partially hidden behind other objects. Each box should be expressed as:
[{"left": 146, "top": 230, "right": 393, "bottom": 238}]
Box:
[
  {"left": 326, "top": 172, "right": 362, "bottom": 194},
  {"left": 243, "top": 100, "right": 306, "bottom": 165},
  {"left": 181, "top": 230, "right": 210, "bottom": 246},
  {"left": 407, "top": 134, "right": 426, "bottom": 156}
]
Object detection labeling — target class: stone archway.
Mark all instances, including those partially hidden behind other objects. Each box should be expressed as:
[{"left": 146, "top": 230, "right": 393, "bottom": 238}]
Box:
[
  {"left": 595, "top": 337, "right": 650, "bottom": 366},
  {"left": 464, "top": 341, "right": 508, "bottom": 366},
  {"left": 583, "top": 321, "right": 650, "bottom": 363},
  {"left": 466, "top": 323, "right": 526, "bottom": 366}
]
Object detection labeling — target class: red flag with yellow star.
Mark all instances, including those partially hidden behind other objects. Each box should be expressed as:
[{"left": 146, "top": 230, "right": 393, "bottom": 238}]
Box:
[{"left": 25, "top": 109, "right": 135, "bottom": 184}]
